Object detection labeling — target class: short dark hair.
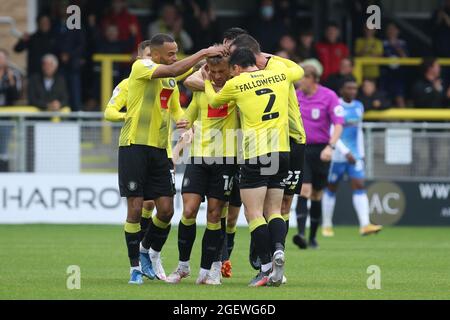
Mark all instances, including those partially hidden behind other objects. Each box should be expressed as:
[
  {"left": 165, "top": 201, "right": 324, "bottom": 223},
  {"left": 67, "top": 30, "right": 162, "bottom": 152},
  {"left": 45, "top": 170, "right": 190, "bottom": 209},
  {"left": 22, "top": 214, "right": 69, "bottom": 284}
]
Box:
[
  {"left": 149, "top": 33, "right": 175, "bottom": 48},
  {"left": 341, "top": 76, "right": 357, "bottom": 87},
  {"left": 421, "top": 57, "right": 438, "bottom": 75},
  {"left": 231, "top": 34, "right": 261, "bottom": 54},
  {"left": 223, "top": 27, "right": 248, "bottom": 42},
  {"left": 326, "top": 22, "right": 339, "bottom": 29},
  {"left": 138, "top": 40, "right": 152, "bottom": 55},
  {"left": 229, "top": 48, "right": 256, "bottom": 68}
]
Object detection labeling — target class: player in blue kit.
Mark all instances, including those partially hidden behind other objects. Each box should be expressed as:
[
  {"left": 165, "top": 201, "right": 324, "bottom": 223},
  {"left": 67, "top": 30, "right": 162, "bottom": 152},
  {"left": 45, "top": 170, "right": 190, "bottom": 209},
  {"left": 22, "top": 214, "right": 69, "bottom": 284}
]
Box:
[{"left": 321, "top": 78, "right": 382, "bottom": 236}]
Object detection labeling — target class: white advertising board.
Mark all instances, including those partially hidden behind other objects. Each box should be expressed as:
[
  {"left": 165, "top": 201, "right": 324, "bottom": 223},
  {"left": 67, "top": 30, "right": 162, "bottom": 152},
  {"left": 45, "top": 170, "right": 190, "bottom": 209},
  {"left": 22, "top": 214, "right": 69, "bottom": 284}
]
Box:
[{"left": 0, "top": 174, "right": 298, "bottom": 225}]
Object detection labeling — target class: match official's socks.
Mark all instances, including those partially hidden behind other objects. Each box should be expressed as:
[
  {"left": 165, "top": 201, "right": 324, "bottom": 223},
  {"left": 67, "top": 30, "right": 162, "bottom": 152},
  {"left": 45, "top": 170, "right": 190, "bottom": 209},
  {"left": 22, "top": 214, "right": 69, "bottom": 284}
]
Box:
[
  {"left": 200, "top": 222, "right": 222, "bottom": 270},
  {"left": 322, "top": 189, "right": 336, "bottom": 228},
  {"left": 225, "top": 225, "right": 237, "bottom": 260},
  {"left": 353, "top": 190, "right": 370, "bottom": 227},
  {"left": 144, "top": 216, "right": 172, "bottom": 252},
  {"left": 268, "top": 214, "right": 287, "bottom": 253},
  {"left": 249, "top": 217, "right": 272, "bottom": 266},
  {"left": 309, "top": 200, "right": 322, "bottom": 240},
  {"left": 282, "top": 213, "right": 290, "bottom": 236},
  {"left": 140, "top": 207, "right": 153, "bottom": 240},
  {"left": 296, "top": 196, "right": 308, "bottom": 236},
  {"left": 178, "top": 216, "right": 197, "bottom": 262},
  {"left": 124, "top": 222, "right": 141, "bottom": 267}
]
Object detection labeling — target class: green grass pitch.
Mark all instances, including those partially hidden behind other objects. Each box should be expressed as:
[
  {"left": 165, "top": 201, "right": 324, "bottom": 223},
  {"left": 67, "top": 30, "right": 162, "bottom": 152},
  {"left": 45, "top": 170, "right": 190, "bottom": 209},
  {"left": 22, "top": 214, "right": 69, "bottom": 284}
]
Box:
[{"left": 0, "top": 225, "right": 449, "bottom": 300}]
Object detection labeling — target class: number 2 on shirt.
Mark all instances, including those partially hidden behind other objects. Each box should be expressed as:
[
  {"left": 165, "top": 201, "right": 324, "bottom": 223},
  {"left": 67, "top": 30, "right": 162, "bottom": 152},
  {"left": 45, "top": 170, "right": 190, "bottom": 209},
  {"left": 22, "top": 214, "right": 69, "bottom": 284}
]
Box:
[{"left": 255, "top": 88, "right": 279, "bottom": 121}]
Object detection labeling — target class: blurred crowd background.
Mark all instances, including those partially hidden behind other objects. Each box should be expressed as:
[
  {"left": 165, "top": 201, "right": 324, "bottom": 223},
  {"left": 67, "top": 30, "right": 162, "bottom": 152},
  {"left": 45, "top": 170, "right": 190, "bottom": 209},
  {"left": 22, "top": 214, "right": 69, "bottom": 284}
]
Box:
[{"left": 2, "top": 0, "right": 450, "bottom": 112}]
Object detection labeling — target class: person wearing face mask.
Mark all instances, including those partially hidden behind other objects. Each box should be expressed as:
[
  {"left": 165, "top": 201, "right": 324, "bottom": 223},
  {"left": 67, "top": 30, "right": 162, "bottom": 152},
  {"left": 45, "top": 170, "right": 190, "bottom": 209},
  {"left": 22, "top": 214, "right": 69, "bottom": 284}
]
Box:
[{"left": 249, "top": 0, "right": 287, "bottom": 53}]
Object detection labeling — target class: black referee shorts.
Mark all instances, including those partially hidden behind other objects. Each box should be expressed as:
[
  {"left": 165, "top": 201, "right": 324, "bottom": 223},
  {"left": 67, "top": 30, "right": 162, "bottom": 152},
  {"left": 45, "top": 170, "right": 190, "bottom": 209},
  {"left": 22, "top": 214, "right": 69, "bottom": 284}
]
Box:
[
  {"left": 239, "top": 152, "right": 290, "bottom": 190},
  {"left": 283, "top": 140, "right": 305, "bottom": 196},
  {"left": 118, "top": 144, "right": 175, "bottom": 200},
  {"left": 303, "top": 144, "right": 330, "bottom": 191},
  {"left": 181, "top": 157, "right": 238, "bottom": 202}
]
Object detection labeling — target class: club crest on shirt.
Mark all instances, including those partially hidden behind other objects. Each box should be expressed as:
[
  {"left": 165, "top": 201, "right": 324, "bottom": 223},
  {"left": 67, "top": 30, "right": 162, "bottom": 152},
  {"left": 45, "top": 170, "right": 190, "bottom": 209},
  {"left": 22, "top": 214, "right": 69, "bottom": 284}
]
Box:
[
  {"left": 311, "top": 108, "right": 320, "bottom": 120},
  {"left": 128, "top": 181, "right": 138, "bottom": 191},
  {"left": 169, "top": 79, "right": 176, "bottom": 88}
]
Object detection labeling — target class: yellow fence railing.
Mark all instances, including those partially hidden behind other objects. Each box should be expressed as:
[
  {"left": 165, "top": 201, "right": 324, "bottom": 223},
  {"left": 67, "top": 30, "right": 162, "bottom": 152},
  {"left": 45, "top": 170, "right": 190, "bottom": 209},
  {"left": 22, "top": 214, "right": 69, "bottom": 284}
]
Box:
[
  {"left": 364, "top": 108, "right": 450, "bottom": 121},
  {"left": 93, "top": 54, "right": 133, "bottom": 144},
  {"left": 353, "top": 57, "right": 450, "bottom": 84},
  {"left": 89, "top": 55, "right": 450, "bottom": 144}
]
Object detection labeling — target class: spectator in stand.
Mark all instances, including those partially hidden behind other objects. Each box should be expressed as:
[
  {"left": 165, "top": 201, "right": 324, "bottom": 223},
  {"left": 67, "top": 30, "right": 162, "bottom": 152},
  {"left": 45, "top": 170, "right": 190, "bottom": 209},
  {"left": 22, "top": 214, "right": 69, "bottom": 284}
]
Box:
[
  {"left": 191, "top": 8, "right": 220, "bottom": 52},
  {"left": 28, "top": 54, "right": 69, "bottom": 111},
  {"left": 325, "top": 57, "right": 356, "bottom": 94},
  {"left": 354, "top": 26, "right": 383, "bottom": 81},
  {"left": 148, "top": 3, "right": 193, "bottom": 55},
  {"left": 276, "top": 0, "right": 298, "bottom": 31},
  {"left": 431, "top": 0, "right": 450, "bottom": 58},
  {"left": 94, "top": 25, "right": 136, "bottom": 92},
  {"left": 275, "top": 34, "right": 301, "bottom": 62},
  {"left": 14, "top": 14, "right": 57, "bottom": 76},
  {"left": 0, "top": 49, "right": 22, "bottom": 172},
  {"left": 96, "top": 25, "right": 136, "bottom": 54},
  {"left": 315, "top": 23, "right": 350, "bottom": 81},
  {"left": 101, "top": 0, "right": 142, "bottom": 53},
  {"left": 412, "top": 58, "right": 450, "bottom": 108},
  {"left": 52, "top": 2, "right": 85, "bottom": 112},
  {"left": 0, "top": 49, "right": 21, "bottom": 107},
  {"left": 297, "top": 30, "right": 317, "bottom": 62},
  {"left": 381, "top": 22, "right": 408, "bottom": 108},
  {"left": 249, "top": 0, "right": 287, "bottom": 52},
  {"left": 357, "top": 78, "right": 390, "bottom": 111}
]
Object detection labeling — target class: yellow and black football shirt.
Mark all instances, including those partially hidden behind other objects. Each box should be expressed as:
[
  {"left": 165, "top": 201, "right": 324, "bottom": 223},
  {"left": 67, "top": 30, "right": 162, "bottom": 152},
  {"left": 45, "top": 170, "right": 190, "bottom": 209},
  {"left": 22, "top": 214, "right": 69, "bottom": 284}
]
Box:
[
  {"left": 265, "top": 56, "right": 306, "bottom": 144},
  {"left": 205, "top": 65, "right": 303, "bottom": 159},
  {"left": 184, "top": 91, "right": 240, "bottom": 158},
  {"left": 105, "top": 78, "right": 128, "bottom": 122},
  {"left": 119, "top": 59, "right": 184, "bottom": 148}
]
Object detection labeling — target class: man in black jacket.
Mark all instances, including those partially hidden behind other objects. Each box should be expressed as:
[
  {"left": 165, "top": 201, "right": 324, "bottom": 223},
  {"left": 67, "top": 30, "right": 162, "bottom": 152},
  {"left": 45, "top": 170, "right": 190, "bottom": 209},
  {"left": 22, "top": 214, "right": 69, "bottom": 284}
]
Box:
[
  {"left": 412, "top": 57, "right": 450, "bottom": 108},
  {"left": 28, "top": 54, "right": 69, "bottom": 111},
  {"left": 14, "top": 15, "right": 57, "bottom": 76}
]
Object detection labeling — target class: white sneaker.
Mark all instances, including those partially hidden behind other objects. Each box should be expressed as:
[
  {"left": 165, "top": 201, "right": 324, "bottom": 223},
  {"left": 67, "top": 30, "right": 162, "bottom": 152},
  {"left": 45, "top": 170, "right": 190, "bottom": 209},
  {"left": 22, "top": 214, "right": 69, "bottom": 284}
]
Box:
[
  {"left": 166, "top": 265, "right": 190, "bottom": 284},
  {"left": 205, "top": 262, "right": 222, "bottom": 285},
  {"left": 196, "top": 272, "right": 208, "bottom": 285},
  {"left": 268, "top": 250, "right": 285, "bottom": 287},
  {"left": 150, "top": 254, "right": 166, "bottom": 281}
]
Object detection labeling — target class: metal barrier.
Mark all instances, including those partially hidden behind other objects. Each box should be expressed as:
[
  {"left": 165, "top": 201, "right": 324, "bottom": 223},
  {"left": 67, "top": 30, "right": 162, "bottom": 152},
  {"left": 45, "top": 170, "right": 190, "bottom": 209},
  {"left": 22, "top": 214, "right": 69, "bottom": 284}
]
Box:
[
  {"left": 0, "top": 112, "right": 448, "bottom": 180},
  {"left": 353, "top": 57, "right": 450, "bottom": 84}
]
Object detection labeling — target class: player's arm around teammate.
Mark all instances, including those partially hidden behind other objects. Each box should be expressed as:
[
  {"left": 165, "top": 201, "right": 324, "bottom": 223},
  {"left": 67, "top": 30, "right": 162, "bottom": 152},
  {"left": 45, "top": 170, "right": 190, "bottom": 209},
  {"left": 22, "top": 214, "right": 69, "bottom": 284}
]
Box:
[
  {"left": 206, "top": 48, "right": 303, "bottom": 287},
  {"left": 119, "top": 35, "right": 228, "bottom": 284}
]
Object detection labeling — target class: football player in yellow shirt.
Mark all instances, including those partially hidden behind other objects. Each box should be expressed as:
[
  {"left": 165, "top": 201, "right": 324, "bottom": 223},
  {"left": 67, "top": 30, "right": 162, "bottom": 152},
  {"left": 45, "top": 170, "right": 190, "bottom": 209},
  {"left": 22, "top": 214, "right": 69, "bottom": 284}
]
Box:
[
  {"left": 117, "top": 34, "right": 225, "bottom": 284},
  {"left": 166, "top": 52, "right": 240, "bottom": 285},
  {"left": 205, "top": 48, "right": 304, "bottom": 287},
  {"left": 104, "top": 45, "right": 195, "bottom": 281},
  {"left": 182, "top": 28, "right": 249, "bottom": 279},
  {"left": 229, "top": 35, "right": 306, "bottom": 278}
]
